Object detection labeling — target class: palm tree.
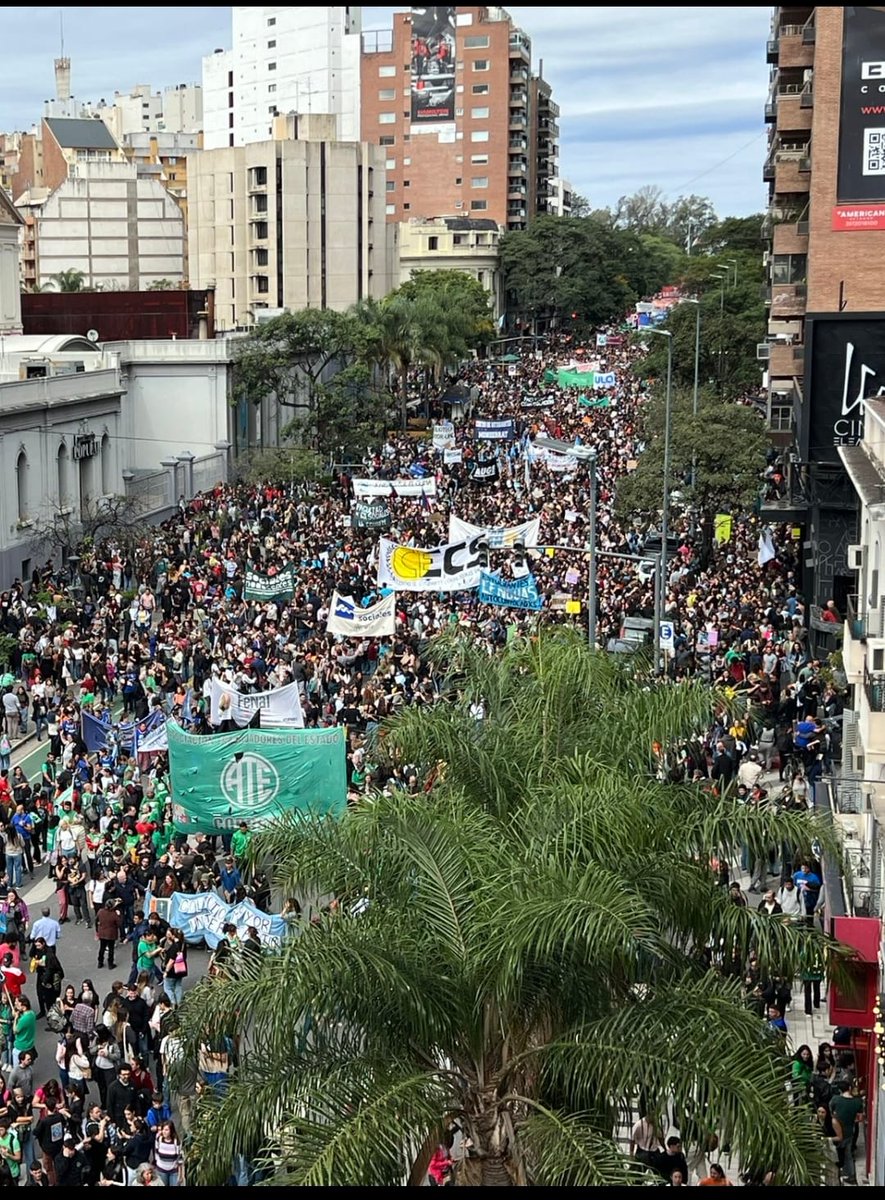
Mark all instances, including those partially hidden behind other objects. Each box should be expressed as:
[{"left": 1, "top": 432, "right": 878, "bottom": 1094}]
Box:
[
  {"left": 178, "top": 632, "right": 842, "bottom": 1187},
  {"left": 48, "top": 268, "right": 89, "bottom": 292}
]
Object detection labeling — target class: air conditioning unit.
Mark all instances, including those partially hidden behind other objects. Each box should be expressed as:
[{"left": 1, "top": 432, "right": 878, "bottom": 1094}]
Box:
[
  {"left": 848, "top": 543, "right": 864, "bottom": 570},
  {"left": 756, "top": 343, "right": 770, "bottom": 360},
  {"left": 762, "top": 250, "right": 770, "bottom": 266}
]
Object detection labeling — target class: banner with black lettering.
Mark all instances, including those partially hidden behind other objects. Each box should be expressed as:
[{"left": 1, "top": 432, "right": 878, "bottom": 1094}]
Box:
[
  {"left": 475, "top": 419, "right": 514, "bottom": 441},
  {"left": 377, "top": 536, "right": 483, "bottom": 592},
  {"left": 209, "top": 679, "right": 305, "bottom": 729}
]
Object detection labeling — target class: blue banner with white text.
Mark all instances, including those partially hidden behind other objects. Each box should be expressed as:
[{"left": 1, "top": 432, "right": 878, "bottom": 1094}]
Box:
[{"left": 478, "top": 571, "right": 543, "bottom": 611}]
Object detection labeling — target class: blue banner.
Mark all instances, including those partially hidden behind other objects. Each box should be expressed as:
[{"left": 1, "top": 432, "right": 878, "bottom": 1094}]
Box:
[
  {"left": 475, "top": 419, "right": 514, "bottom": 441},
  {"left": 145, "top": 889, "right": 290, "bottom": 949},
  {"left": 82, "top": 711, "right": 111, "bottom": 753},
  {"left": 478, "top": 571, "right": 543, "bottom": 611}
]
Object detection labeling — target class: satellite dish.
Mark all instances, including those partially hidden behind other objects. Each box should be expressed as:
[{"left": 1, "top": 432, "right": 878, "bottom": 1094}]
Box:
[{"left": 86, "top": 329, "right": 99, "bottom": 343}]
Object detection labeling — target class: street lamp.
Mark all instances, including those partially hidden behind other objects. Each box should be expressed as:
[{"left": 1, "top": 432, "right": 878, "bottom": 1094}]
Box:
[
  {"left": 645, "top": 327, "right": 673, "bottom": 673},
  {"left": 726, "top": 258, "right": 739, "bottom": 287}
]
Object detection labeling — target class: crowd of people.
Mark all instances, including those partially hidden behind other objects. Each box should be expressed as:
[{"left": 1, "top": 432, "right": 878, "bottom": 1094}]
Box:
[{"left": 0, "top": 325, "right": 852, "bottom": 1185}]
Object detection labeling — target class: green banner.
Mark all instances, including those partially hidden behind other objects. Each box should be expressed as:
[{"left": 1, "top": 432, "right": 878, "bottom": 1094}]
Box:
[
  {"left": 167, "top": 720, "right": 346, "bottom": 833},
  {"left": 243, "top": 566, "right": 295, "bottom": 602},
  {"left": 557, "top": 369, "right": 594, "bottom": 388},
  {"left": 578, "top": 394, "right": 612, "bottom": 408}
]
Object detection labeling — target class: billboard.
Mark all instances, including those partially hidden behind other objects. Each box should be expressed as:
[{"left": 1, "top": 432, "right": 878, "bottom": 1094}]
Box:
[
  {"left": 806, "top": 314, "right": 885, "bottom": 462},
  {"left": 410, "top": 6, "right": 456, "bottom": 128},
  {"left": 836, "top": 6, "right": 885, "bottom": 227}
]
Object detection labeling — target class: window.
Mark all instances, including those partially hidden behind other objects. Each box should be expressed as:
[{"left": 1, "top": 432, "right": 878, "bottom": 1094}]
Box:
[
  {"left": 379, "top": 88, "right": 396, "bottom": 100},
  {"left": 473, "top": 60, "right": 489, "bottom": 71},
  {"left": 428, "top": 236, "right": 438, "bottom": 250},
  {"left": 472, "top": 84, "right": 489, "bottom": 95},
  {"left": 268, "top": 39, "right": 276, "bottom": 48},
  {"left": 268, "top": 62, "right": 276, "bottom": 70},
  {"left": 267, "top": 15, "right": 276, "bottom": 25},
  {"left": 771, "top": 253, "right": 807, "bottom": 284},
  {"left": 455, "top": 177, "right": 462, "bottom": 184},
  {"left": 101, "top": 434, "right": 111, "bottom": 496},
  {"left": 254, "top": 276, "right": 269, "bottom": 294},
  {"left": 57, "top": 443, "right": 69, "bottom": 506},
  {"left": 379, "top": 65, "right": 396, "bottom": 77},
  {"left": 15, "top": 451, "right": 28, "bottom": 522},
  {"left": 385, "top": 158, "right": 396, "bottom": 169},
  {"left": 403, "top": 179, "right": 410, "bottom": 187},
  {"left": 253, "top": 221, "right": 268, "bottom": 239},
  {"left": 386, "top": 180, "right": 395, "bottom": 191},
  {"left": 378, "top": 112, "right": 396, "bottom": 124},
  {"left": 380, "top": 135, "right": 395, "bottom": 146},
  {"left": 465, "top": 35, "right": 490, "bottom": 48},
  {"left": 471, "top": 154, "right": 488, "bottom": 164},
  {"left": 268, "top": 83, "right": 276, "bottom": 93},
  {"left": 472, "top": 176, "right": 488, "bottom": 188},
  {"left": 470, "top": 200, "right": 488, "bottom": 210},
  {"left": 403, "top": 203, "right": 410, "bottom": 210},
  {"left": 456, "top": 107, "right": 464, "bottom": 116},
  {"left": 453, "top": 234, "right": 464, "bottom": 245},
  {"left": 386, "top": 203, "right": 395, "bottom": 215},
  {"left": 268, "top": 105, "right": 277, "bottom": 113},
  {"left": 471, "top": 130, "right": 489, "bottom": 142},
  {"left": 403, "top": 157, "right": 411, "bottom": 165},
  {"left": 471, "top": 106, "right": 489, "bottom": 118}
]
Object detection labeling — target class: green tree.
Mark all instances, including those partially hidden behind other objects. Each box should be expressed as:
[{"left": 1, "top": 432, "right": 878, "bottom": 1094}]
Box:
[
  {"left": 233, "top": 308, "right": 366, "bottom": 414},
  {"left": 394, "top": 269, "right": 494, "bottom": 348},
  {"left": 612, "top": 184, "right": 669, "bottom": 234},
  {"left": 665, "top": 194, "right": 718, "bottom": 251},
  {"left": 698, "top": 215, "right": 766, "bottom": 256},
  {"left": 48, "top": 268, "right": 90, "bottom": 293},
  {"left": 178, "top": 632, "right": 839, "bottom": 1188},
  {"left": 282, "top": 363, "right": 395, "bottom": 458},
  {"left": 614, "top": 387, "right": 769, "bottom": 536},
  {"left": 146, "top": 278, "right": 177, "bottom": 291}
]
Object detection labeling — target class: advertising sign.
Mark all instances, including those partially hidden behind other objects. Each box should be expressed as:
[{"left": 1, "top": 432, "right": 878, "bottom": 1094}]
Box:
[
  {"left": 806, "top": 314, "right": 885, "bottom": 460},
  {"left": 167, "top": 721, "right": 346, "bottom": 833},
  {"left": 377, "top": 535, "right": 484, "bottom": 592},
  {"left": 836, "top": 6, "right": 885, "bottom": 225},
  {"left": 410, "top": 6, "right": 456, "bottom": 128}
]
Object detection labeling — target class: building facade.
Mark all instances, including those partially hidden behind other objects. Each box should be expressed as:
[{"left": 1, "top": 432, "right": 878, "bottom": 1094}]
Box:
[
  {"left": 360, "top": 6, "right": 558, "bottom": 231},
  {"left": 188, "top": 112, "right": 396, "bottom": 327},
  {"left": 762, "top": 6, "right": 885, "bottom": 623},
  {"left": 0, "top": 188, "right": 23, "bottom": 333},
  {"left": 398, "top": 215, "right": 503, "bottom": 320},
  {"left": 122, "top": 130, "right": 202, "bottom": 226},
  {"left": 203, "top": 6, "right": 362, "bottom": 150}
]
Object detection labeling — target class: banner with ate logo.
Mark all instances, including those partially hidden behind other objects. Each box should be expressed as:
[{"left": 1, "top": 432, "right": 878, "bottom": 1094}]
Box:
[
  {"left": 167, "top": 720, "right": 346, "bottom": 834},
  {"left": 243, "top": 567, "right": 294, "bottom": 602},
  {"left": 326, "top": 591, "right": 395, "bottom": 637}
]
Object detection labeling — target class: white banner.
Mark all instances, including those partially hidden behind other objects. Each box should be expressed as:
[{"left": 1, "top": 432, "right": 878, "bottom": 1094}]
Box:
[
  {"left": 432, "top": 422, "right": 455, "bottom": 449},
  {"left": 327, "top": 591, "right": 396, "bottom": 637},
  {"left": 209, "top": 679, "right": 305, "bottom": 729},
  {"left": 448, "top": 514, "right": 541, "bottom": 549},
  {"left": 533, "top": 436, "right": 597, "bottom": 462},
  {"left": 377, "top": 536, "right": 483, "bottom": 592},
  {"left": 444, "top": 448, "right": 463, "bottom": 464},
  {"left": 352, "top": 477, "right": 437, "bottom": 499},
  {"left": 137, "top": 723, "right": 168, "bottom": 754}
]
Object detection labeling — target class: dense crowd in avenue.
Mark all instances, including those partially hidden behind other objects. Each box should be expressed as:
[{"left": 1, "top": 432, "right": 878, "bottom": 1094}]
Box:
[{"left": 0, "top": 326, "right": 854, "bottom": 1186}]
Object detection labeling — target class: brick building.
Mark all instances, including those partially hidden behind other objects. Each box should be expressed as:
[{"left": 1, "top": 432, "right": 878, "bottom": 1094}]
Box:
[
  {"left": 360, "top": 6, "right": 558, "bottom": 231},
  {"left": 762, "top": 5, "right": 885, "bottom": 623}
]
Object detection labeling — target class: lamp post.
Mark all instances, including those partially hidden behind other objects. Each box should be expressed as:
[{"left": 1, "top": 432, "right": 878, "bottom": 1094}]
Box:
[
  {"left": 645, "top": 328, "right": 673, "bottom": 673},
  {"left": 587, "top": 450, "right": 598, "bottom": 649},
  {"left": 726, "top": 258, "right": 739, "bottom": 287}
]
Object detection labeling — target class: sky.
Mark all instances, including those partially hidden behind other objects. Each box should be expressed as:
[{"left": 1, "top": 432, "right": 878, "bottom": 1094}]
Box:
[{"left": 0, "top": 6, "right": 772, "bottom": 219}]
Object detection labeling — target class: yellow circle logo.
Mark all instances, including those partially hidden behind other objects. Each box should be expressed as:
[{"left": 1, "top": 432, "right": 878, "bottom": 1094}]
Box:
[{"left": 391, "top": 545, "right": 433, "bottom": 580}]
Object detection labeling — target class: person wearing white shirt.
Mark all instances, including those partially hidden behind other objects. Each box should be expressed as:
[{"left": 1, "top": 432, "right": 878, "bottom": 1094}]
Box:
[{"left": 777, "top": 879, "right": 802, "bottom": 917}]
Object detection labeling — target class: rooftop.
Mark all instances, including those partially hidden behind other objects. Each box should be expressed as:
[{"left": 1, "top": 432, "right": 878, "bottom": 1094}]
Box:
[{"left": 44, "top": 117, "right": 118, "bottom": 151}]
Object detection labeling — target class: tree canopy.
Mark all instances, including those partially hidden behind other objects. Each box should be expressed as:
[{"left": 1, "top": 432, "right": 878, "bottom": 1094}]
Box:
[{"left": 178, "top": 631, "right": 840, "bottom": 1188}]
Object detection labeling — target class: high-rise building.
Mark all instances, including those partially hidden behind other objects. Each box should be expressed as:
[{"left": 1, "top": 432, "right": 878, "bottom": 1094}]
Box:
[
  {"left": 360, "top": 6, "right": 558, "bottom": 231},
  {"left": 761, "top": 6, "right": 885, "bottom": 626},
  {"left": 188, "top": 112, "right": 397, "bottom": 328},
  {"left": 202, "top": 7, "right": 362, "bottom": 150}
]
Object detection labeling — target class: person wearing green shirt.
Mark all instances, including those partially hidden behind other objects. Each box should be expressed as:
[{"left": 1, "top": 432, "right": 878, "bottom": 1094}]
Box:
[
  {"left": 0, "top": 997, "right": 13, "bottom": 1066},
  {"left": 0, "top": 1116, "right": 21, "bottom": 1182},
  {"left": 12, "top": 997, "right": 35, "bottom": 1056},
  {"left": 231, "top": 822, "right": 251, "bottom": 865},
  {"left": 137, "top": 931, "right": 163, "bottom": 978}
]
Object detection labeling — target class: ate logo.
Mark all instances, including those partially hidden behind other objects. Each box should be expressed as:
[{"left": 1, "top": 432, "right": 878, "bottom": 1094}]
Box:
[{"left": 220, "top": 753, "right": 280, "bottom": 811}]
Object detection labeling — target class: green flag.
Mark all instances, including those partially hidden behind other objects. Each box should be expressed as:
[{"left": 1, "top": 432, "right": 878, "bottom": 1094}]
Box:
[
  {"left": 167, "top": 720, "right": 347, "bottom": 834},
  {"left": 243, "top": 567, "right": 295, "bottom": 602}
]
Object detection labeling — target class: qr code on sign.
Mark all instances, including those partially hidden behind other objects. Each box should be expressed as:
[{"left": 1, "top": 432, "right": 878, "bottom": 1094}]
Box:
[{"left": 864, "top": 128, "right": 885, "bottom": 175}]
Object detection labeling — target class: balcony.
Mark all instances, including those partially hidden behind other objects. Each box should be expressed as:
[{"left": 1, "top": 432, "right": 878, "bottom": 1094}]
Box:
[
  {"left": 509, "top": 89, "right": 528, "bottom": 106},
  {"left": 845, "top": 597, "right": 866, "bottom": 685},
  {"left": 770, "top": 280, "right": 807, "bottom": 317},
  {"left": 509, "top": 114, "right": 527, "bottom": 130},
  {"left": 767, "top": 340, "right": 805, "bottom": 378},
  {"left": 773, "top": 155, "right": 810, "bottom": 194},
  {"left": 865, "top": 666, "right": 885, "bottom": 713},
  {"left": 508, "top": 160, "right": 527, "bottom": 175},
  {"left": 765, "top": 101, "right": 777, "bottom": 122},
  {"left": 779, "top": 26, "right": 815, "bottom": 68},
  {"left": 800, "top": 81, "right": 814, "bottom": 108},
  {"left": 776, "top": 91, "right": 813, "bottom": 134},
  {"left": 767, "top": 38, "right": 779, "bottom": 64},
  {"left": 772, "top": 219, "right": 809, "bottom": 254},
  {"left": 510, "top": 68, "right": 528, "bottom": 84}
]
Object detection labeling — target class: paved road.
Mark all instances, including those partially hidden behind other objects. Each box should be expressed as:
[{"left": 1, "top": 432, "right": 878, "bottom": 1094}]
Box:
[{"left": 6, "top": 733, "right": 210, "bottom": 1080}]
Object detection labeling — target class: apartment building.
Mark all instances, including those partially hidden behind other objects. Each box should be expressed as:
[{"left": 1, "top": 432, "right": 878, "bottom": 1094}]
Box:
[
  {"left": 398, "top": 215, "right": 503, "bottom": 319},
  {"left": 762, "top": 6, "right": 885, "bottom": 623},
  {"left": 203, "top": 7, "right": 362, "bottom": 149},
  {"left": 188, "top": 112, "right": 396, "bottom": 328},
  {"left": 360, "top": 6, "right": 558, "bottom": 231}
]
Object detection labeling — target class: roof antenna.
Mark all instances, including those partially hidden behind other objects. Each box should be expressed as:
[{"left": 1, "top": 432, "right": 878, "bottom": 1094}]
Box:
[{"left": 60, "top": 9, "right": 64, "bottom": 56}]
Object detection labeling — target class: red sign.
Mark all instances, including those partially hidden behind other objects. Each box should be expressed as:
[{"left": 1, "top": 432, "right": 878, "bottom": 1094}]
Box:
[{"left": 832, "top": 204, "right": 885, "bottom": 230}]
